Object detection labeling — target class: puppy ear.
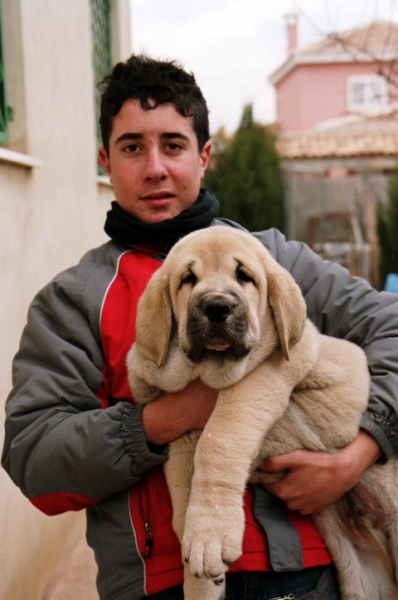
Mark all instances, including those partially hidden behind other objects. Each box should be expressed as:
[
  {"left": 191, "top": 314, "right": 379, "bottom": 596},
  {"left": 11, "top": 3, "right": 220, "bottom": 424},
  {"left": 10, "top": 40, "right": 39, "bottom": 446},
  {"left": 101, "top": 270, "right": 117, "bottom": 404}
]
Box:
[
  {"left": 135, "top": 270, "right": 173, "bottom": 367},
  {"left": 266, "top": 261, "right": 307, "bottom": 360}
]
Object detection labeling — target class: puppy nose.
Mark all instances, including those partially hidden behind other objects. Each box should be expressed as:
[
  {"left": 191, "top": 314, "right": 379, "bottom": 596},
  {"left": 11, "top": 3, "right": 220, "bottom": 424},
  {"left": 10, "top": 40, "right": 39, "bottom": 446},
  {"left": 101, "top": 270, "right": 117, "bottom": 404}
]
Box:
[{"left": 203, "top": 300, "right": 232, "bottom": 323}]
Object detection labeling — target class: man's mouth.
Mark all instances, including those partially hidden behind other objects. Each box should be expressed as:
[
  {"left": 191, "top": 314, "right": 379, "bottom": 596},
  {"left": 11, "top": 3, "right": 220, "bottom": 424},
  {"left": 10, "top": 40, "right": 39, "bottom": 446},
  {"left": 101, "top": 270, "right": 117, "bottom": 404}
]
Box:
[{"left": 141, "top": 192, "right": 174, "bottom": 201}]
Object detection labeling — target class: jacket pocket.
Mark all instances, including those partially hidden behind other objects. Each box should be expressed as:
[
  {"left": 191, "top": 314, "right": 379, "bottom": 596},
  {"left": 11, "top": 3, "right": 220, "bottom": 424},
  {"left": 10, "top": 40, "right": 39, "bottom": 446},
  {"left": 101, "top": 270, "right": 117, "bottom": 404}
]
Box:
[{"left": 129, "top": 465, "right": 179, "bottom": 561}]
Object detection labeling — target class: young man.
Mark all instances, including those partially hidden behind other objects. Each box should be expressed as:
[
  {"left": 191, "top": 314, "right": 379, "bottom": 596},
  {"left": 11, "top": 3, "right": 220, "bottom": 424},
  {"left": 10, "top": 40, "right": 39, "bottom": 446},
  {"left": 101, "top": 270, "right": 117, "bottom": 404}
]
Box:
[{"left": 2, "top": 55, "right": 398, "bottom": 600}]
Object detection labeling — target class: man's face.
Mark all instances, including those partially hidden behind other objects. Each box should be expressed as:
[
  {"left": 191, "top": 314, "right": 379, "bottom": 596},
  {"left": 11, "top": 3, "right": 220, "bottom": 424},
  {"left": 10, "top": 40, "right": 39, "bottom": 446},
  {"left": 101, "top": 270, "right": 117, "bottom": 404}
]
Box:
[{"left": 99, "top": 99, "right": 212, "bottom": 223}]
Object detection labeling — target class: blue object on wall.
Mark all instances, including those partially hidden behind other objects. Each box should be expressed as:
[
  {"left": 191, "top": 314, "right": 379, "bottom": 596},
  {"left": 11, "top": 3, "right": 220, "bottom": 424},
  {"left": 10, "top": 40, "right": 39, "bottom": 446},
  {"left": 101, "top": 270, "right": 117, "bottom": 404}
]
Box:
[{"left": 385, "top": 273, "right": 398, "bottom": 293}]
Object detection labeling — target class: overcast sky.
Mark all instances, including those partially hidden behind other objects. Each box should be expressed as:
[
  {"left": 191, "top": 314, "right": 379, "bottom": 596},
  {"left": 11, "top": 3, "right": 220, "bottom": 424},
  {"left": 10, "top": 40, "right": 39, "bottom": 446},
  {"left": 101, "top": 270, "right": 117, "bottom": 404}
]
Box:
[{"left": 130, "top": 0, "right": 398, "bottom": 134}]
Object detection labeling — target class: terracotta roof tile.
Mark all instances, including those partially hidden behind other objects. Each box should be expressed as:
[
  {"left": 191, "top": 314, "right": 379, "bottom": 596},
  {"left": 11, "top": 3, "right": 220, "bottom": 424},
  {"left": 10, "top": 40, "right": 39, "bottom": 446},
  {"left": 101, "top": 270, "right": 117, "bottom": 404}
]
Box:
[{"left": 277, "top": 113, "right": 398, "bottom": 159}]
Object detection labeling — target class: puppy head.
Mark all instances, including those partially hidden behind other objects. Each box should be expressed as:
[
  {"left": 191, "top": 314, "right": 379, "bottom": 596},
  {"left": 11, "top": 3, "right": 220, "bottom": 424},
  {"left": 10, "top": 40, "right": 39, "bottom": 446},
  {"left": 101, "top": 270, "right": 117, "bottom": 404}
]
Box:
[
  {"left": 173, "top": 239, "right": 262, "bottom": 364},
  {"left": 134, "top": 227, "right": 307, "bottom": 367}
]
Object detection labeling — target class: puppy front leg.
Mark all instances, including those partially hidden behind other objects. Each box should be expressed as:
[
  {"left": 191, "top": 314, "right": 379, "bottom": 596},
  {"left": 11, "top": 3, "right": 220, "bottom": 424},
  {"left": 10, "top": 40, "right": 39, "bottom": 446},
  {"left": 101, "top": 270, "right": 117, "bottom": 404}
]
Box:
[
  {"left": 163, "top": 431, "right": 201, "bottom": 541},
  {"left": 164, "top": 432, "right": 225, "bottom": 600},
  {"left": 182, "top": 364, "right": 292, "bottom": 583}
]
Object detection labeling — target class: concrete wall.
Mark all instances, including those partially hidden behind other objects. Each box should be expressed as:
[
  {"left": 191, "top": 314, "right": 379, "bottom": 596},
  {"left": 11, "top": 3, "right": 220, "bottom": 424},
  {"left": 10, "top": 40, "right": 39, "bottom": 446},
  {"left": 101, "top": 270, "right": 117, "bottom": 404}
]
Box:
[{"left": 0, "top": 1, "right": 131, "bottom": 597}]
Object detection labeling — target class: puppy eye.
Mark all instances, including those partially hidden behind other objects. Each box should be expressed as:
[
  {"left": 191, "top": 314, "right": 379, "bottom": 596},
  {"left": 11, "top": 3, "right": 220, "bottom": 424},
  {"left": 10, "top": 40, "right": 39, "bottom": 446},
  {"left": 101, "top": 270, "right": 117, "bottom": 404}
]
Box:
[
  {"left": 181, "top": 272, "right": 197, "bottom": 286},
  {"left": 236, "top": 267, "right": 254, "bottom": 284}
]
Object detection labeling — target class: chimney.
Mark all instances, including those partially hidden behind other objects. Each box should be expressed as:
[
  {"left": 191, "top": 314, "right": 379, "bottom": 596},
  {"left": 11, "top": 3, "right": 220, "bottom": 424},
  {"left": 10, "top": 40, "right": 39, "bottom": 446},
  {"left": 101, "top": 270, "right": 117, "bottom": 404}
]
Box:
[{"left": 284, "top": 11, "right": 299, "bottom": 54}]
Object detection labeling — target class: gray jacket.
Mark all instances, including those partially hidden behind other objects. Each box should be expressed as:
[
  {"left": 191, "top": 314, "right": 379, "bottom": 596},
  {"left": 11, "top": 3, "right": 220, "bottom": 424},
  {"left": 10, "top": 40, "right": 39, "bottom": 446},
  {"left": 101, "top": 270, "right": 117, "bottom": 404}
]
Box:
[{"left": 2, "top": 221, "right": 398, "bottom": 599}]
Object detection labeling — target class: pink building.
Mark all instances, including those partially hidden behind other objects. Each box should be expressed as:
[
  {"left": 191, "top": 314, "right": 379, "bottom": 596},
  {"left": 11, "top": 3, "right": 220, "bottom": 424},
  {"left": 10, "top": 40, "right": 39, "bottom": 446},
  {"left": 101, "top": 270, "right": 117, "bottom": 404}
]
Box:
[
  {"left": 268, "top": 19, "right": 398, "bottom": 287},
  {"left": 269, "top": 19, "right": 398, "bottom": 133}
]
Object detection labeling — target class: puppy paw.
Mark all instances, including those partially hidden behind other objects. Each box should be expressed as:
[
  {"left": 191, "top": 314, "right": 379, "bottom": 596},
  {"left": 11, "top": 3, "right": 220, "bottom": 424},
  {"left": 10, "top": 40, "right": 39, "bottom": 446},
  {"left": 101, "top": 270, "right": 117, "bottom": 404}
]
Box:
[{"left": 182, "top": 502, "right": 244, "bottom": 581}]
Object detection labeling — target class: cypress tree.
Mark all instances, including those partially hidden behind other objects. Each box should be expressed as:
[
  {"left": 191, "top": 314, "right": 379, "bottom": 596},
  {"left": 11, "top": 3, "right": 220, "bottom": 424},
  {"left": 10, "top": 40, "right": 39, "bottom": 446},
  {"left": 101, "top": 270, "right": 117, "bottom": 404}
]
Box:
[
  {"left": 205, "top": 104, "right": 285, "bottom": 232},
  {"left": 377, "top": 166, "right": 398, "bottom": 288}
]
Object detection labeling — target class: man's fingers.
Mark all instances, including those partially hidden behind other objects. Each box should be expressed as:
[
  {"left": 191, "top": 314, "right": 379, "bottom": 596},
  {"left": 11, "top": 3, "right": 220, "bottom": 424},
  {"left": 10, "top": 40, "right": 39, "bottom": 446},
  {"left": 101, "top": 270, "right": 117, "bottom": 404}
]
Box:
[{"left": 259, "top": 451, "right": 302, "bottom": 472}]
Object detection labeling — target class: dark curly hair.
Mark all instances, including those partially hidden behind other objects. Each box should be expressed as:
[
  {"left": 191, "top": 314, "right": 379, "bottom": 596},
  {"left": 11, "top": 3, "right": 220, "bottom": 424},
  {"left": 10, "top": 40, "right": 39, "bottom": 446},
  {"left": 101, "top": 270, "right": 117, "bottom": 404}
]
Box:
[{"left": 99, "top": 54, "right": 210, "bottom": 153}]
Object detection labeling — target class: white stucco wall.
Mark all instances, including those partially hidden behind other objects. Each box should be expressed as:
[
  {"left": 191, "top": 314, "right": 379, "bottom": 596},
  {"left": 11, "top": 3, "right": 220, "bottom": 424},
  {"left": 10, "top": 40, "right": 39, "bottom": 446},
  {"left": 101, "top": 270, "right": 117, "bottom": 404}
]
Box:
[{"left": 0, "top": 1, "right": 131, "bottom": 597}]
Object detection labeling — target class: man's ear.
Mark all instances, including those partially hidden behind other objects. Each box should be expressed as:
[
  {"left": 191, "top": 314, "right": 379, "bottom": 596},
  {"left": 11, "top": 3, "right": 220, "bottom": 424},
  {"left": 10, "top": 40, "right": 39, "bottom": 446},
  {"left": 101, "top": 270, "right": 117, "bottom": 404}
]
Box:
[
  {"left": 200, "top": 141, "right": 212, "bottom": 179},
  {"left": 98, "top": 147, "right": 112, "bottom": 178}
]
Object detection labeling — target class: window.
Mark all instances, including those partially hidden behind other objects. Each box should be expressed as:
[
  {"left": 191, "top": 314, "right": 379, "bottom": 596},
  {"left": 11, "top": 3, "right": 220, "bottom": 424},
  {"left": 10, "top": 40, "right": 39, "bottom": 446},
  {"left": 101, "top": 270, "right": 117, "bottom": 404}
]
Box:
[
  {"left": 91, "top": 0, "right": 112, "bottom": 170},
  {"left": 0, "top": 0, "right": 8, "bottom": 143},
  {"left": 347, "top": 74, "right": 388, "bottom": 113}
]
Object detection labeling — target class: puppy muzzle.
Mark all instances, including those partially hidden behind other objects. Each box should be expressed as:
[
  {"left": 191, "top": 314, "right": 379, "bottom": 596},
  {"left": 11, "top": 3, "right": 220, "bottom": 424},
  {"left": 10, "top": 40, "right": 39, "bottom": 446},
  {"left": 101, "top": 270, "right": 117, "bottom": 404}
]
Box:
[{"left": 184, "top": 291, "right": 251, "bottom": 363}]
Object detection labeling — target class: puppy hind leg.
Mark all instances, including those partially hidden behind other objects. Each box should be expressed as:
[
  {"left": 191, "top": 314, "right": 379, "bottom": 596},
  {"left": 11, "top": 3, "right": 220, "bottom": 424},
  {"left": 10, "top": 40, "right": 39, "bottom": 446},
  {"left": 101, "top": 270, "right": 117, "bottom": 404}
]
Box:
[
  {"left": 385, "top": 506, "right": 398, "bottom": 589},
  {"left": 354, "top": 547, "right": 398, "bottom": 600},
  {"left": 351, "top": 466, "right": 398, "bottom": 597},
  {"left": 315, "top": 506, "right": 398, "bottom": 600},
  {"left": 313, "top": 509, "right": 369, "bottom": 600},
  {"left": 384, "top": 469, "right": 398, "bottom": 585}
]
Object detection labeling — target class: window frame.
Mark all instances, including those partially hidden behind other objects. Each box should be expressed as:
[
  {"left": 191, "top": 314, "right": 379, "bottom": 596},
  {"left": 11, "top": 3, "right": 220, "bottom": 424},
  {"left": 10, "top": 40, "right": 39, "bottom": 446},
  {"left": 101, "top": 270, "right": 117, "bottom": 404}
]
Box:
[
  {"left": 347, "top": 74, "right": 388, "bottom": 113},
  {"left": 91, "top": 0, "right": 112, "bottom": 173}
]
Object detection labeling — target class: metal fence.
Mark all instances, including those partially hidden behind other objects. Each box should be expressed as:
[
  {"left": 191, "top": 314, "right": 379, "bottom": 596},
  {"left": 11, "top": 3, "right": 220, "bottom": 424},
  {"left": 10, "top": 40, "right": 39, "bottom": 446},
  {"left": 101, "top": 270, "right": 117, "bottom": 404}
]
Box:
[
  {"left": 0, "top": 0, "right": 8, "bottom": 143},
  {"left": 283, "top": 171, "right": 389, "bottom": 286}
]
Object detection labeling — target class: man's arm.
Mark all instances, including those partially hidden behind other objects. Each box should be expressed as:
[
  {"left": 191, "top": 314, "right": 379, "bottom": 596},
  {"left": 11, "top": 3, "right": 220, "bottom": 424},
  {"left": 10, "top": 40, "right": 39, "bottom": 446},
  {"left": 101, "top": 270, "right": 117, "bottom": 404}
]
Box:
[
  {"left": 256, "top": 228, "right": 398, "bottom": 461},
  {"left": 142, "top": 379, "right": 218, "bottom": 446},
  {"left": 1, "top": 271, "right": 168, "bottom": 514}
]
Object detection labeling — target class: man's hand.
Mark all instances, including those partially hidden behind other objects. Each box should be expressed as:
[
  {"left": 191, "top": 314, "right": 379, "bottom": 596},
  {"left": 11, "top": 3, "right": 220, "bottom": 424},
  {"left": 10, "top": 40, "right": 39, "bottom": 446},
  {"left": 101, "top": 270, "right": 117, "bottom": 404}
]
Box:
[
  {"left": 261, "top": 431, "right": 382, "bottom": 515},
  {"left": 142, "top": 379, "right": 218, "bottom": 445}
]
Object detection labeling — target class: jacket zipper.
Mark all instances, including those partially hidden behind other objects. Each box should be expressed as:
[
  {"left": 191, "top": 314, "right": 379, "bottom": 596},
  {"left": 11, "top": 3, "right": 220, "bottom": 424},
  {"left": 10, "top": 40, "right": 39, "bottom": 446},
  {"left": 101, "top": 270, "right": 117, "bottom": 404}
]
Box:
[
  {"left": 139, "top": 479, "right": 154, "bottom": 559},
  {"left": 144, "top": 521, "right": 154, "bottom": 558}
]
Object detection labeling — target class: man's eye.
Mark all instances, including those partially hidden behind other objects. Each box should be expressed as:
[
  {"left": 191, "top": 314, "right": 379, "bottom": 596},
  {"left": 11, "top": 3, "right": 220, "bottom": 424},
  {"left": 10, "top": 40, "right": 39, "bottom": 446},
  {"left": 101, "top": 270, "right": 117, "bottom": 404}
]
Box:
[
  {"left": 123, "top": 144, "right": 140, "bottom": 153},
  {"left": 166, "top": 143, "right": 182, "bottom": 152},
  {"left": 236, "top": 267, "right": 254, "bottom": 284}
]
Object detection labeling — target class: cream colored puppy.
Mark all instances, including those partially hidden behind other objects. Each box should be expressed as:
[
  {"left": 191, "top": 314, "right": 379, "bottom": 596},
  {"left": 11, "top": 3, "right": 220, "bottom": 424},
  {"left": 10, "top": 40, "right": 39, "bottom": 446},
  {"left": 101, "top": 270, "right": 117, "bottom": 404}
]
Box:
[{"left": 127, "top": 226, "right": 398, "bottom": 600}]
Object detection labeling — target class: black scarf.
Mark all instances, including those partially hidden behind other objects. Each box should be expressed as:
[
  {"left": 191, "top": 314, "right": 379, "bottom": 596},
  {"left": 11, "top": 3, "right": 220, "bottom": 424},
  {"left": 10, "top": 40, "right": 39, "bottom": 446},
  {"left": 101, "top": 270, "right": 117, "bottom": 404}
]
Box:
[{"left": 104, "top": 189, "right": 220, "bottom": 247}]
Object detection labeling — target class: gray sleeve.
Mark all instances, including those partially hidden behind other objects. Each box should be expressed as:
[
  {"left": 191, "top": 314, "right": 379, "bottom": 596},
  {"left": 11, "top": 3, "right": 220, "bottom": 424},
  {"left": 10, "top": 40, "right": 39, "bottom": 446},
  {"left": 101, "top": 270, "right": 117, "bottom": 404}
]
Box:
[
  {"left": 255, "top": 228, "right": 398, "bottom": 459},
  {"left": 1, "top": 273, "right": 166, "bottom": 508}
]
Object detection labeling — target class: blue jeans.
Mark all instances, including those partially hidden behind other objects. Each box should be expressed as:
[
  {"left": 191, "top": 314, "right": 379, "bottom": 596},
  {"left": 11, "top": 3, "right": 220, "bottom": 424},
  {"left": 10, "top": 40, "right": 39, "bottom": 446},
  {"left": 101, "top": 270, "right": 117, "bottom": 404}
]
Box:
[{"left": 148, "top": 565, "right": 341, "bottom": 599}]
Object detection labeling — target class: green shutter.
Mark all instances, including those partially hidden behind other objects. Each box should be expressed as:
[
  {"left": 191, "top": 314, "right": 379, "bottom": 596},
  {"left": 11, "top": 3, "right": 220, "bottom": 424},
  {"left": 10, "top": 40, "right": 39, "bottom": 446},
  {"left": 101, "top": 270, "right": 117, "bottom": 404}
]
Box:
[
  {"left": 0, "top": 0, "right": 8, "bottom": 144},
  {"left": 91, "top": 0, "right": 112, "bottom": 171}
]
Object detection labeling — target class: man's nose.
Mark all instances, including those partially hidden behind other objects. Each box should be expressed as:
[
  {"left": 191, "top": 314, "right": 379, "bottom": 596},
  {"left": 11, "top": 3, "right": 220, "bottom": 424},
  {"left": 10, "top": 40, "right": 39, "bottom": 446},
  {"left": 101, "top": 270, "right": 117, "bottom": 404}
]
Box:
[{"left": 144, "top": 149, "right": 167, "bottom": 180}]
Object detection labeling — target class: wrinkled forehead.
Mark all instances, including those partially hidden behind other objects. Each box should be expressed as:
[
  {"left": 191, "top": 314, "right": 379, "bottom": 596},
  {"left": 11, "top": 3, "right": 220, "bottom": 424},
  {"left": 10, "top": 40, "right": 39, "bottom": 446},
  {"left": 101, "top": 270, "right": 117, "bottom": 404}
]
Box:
[{"left": 170, "top": 239, "right": 262, "bottom": 278}]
